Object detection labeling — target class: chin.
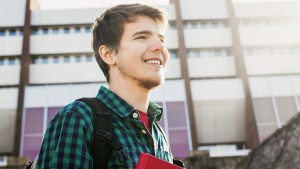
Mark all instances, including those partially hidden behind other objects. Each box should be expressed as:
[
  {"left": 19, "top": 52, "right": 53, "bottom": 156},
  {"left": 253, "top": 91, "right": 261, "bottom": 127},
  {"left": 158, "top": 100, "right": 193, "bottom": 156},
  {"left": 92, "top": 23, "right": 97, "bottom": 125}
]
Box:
[{"left": 139, "top": 77, "right": 165, "bottom": 90}]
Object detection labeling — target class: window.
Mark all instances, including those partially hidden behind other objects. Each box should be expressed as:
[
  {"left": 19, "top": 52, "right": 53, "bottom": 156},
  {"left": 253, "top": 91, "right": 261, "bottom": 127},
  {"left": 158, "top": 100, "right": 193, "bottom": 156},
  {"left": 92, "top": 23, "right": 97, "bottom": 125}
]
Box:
[
  {"left": 8, "top": 58, "right": 15, "bottom": 65},
  {"left": 0, "top": 58, "right": 4, "bottom": 65},
  {"left": 19, "top": 29, "right": 23, "bottom": 35},
  {"left": 275, "top": 97, "right": 297, "bottom": 122},
  {"left": 168, "top": 23, "right": 176, "bottom": 30},
  {"left": 42, "top": 28, "right": 48, "bottom": 35},
  {"left": 64, "top": 27, "right": 70, "bottom": 34},
  {"left": 52, "top": 28, "right": 59, "bottom": 34},
  {"left": 212, "top": 21, "right": 220, "bottom": 28},
  {"left": 166, "top": 101, "right": 190, "bottom": 158},
  {"left": 0, "top": 30, "right": 5, "bottom": 36},
  {"left": 215, "top": 50, "right": 222, "bottom": 57},
  {"left": 202, "top": 22, "right": 210, "bottom": 28},
  {"left": 85, "top": 27, "right": 91, "bottom": 33},
  {"left": 41, "top": 57, "right": 48, "bottom": 64},
  {"left": 9, "top": 29, "right": 16, "bottom": 36},
  {"left": 22, "top": 108, "right": 44, "bottom": 160},
  {"left": 258, "top": 125, "right": 277, "bottom": 142},
  {"left": 253, "top": 98, "right": 277, "bottom": 124},
  {"left": 169, "top": 51, "right": 177, "bottom": 59},
  {"left": 32, "top": 28, "right": 39, "bottom": 35},
  {"left": 191, "top": 22, "right": 197, "bottom": 29},
  {"left": 47, "top": 107, "right": 62, "bottom": 124},
  {"left": 53, "top": 56, "right": 59, "bottom": 64},
  {"left": 183, "top": 23, "right": 190, "bottom": 29},
  {"left": 31, "top": 57, "right": 38, "bottom": 64},
  {"left": 75, "top": 55, "right": 81, "bottom": 63},
  {"left": 86, "top": 55, "right": 92, "bottom": 62},
  {"left": 63, "top": 56, "right": 70, "bottom": 63},
  {"left": 289, "top": 47, "right": 296, "bottom": 54},
  {"left": 246, "top": 48, "right": 254, "bottom": 56},
  {"left": 187, "top": 50, "right": 200, "bottom": 58},
  {"left": 75, "top": 27, "right": 81, "bottom": 33}
]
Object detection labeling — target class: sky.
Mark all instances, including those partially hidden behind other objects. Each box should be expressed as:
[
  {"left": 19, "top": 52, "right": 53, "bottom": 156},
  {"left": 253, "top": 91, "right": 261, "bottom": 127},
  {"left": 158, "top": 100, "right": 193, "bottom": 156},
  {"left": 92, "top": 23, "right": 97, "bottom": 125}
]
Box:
[{"left": 37, "top": 0, "right": 300, "bottom": 10}]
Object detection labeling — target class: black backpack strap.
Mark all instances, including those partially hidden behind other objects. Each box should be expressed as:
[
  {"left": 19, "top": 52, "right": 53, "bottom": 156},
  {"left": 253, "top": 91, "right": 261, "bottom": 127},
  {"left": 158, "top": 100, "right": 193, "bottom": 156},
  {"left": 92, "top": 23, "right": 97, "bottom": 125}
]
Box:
[{"left": 76, "top": 98, "right": 128, "bottom": 169}]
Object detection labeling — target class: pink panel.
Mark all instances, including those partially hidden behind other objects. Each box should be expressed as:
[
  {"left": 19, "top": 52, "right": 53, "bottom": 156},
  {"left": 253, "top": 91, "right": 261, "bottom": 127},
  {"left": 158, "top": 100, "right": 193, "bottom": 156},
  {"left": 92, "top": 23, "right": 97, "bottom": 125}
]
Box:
[
  {"left": 169, "top": 130, "right": 189, "bottom": 158},
  {"left": 166, "top": 102, "right": 186, "bottom": 128},
  {"left": 23, "top": 136, "right": 43, "bottom": 160},
  {"left": 47, "top": 107, "right": 61, "bottom": 124},
  {"left": 24, "top": 108, "right": 44, "bottom": 134}
]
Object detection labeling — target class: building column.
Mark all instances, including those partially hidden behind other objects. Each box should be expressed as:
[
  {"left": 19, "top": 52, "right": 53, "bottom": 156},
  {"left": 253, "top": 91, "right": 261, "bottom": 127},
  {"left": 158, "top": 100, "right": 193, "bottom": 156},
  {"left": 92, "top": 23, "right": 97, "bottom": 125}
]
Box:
[
  {"left": 225, "top": 0, "right": 259, "bottom": 149},
  {"left": 170, "top": 0, "right": 198, "bottom": 150},
  {"left": 14, "top": 0, "right": 31, "bottom": 156}
]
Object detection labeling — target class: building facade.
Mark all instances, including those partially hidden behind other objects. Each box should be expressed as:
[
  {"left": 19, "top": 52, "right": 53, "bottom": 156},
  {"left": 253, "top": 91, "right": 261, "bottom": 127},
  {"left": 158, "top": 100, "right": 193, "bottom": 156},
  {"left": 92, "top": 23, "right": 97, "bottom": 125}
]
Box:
[{"left": 0, "top": 0, "right": 300, "bottom": 160}]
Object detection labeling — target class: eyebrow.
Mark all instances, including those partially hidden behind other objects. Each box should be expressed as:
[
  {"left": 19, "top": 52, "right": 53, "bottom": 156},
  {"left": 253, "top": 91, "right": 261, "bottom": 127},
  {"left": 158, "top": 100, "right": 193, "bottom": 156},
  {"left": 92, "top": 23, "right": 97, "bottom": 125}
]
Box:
[{"left": 132, "top": 30, "right": 165, "bottom": 40}]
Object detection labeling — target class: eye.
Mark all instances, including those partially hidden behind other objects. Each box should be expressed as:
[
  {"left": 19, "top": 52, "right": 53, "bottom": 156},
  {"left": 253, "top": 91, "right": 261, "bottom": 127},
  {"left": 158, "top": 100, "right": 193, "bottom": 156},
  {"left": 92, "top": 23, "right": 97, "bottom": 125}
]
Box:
[
  {"left": 160, "top": 39, "right": 165, "bottom": 43},
  {"left": 135, "top": 36, "right": 146, "bottom": 40}
]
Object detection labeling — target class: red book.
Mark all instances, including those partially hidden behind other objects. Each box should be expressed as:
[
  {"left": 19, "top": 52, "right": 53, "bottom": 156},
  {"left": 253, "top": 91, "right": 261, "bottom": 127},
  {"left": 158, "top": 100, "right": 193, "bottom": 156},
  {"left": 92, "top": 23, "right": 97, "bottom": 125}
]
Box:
[{"left": 136, "top": 153, "right": 183, "bottom": 169}]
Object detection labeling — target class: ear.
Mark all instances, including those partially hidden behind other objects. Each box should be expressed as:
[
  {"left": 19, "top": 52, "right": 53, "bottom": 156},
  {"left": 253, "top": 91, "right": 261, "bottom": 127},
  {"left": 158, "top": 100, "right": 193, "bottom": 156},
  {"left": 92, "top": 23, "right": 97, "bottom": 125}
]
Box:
[{"left": 98, "top": 45, "right": 116, "bottom": 66}]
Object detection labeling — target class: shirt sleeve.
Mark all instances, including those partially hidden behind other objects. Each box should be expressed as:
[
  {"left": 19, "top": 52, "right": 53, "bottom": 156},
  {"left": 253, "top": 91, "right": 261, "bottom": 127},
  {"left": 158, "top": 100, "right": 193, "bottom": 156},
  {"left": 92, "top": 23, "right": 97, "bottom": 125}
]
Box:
[{"left": 36, "top": 102, "right": 93, "bottom": 169}]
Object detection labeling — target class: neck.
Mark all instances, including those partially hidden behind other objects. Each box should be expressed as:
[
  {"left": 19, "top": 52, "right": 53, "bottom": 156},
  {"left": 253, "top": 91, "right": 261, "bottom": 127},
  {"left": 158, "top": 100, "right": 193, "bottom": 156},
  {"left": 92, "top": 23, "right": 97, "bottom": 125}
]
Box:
[{"left": 109, "top": 79, "right": 151, "bottom": 112}]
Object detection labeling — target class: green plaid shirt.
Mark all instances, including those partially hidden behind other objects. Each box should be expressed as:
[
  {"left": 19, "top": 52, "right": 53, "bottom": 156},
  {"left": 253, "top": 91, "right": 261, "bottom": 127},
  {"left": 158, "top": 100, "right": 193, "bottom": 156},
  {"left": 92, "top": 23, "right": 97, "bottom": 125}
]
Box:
[{"left": 36, "top": 86, "right": 174, "bottom": 168}]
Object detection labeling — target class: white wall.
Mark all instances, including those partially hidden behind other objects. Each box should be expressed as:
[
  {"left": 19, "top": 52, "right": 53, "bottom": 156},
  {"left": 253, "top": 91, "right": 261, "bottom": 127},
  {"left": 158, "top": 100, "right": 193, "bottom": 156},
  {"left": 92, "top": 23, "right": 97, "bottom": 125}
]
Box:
[
  {"left": 165, "top": 59, "right": 181, "bottom": 79},
  {"left": 245, "top": 55, "right": 300, "bottom": 75},
  {"left": 234, "top": 1, "right": 300, "bottom": 18},
  {"left": 29, "top": 63, "right": 105, "bottom": 84},
  {"left": 0, "top": 66, "right": 20, "bottom": 85},
  {"left": 0, "top": 87, "right": 18, "bottom": 109},
  {"left": 165, "top": 29, "right": 179, "bottom": 49},
  {"left": 31, "top": 4, "right": 176, "bottom": 26},
  {"left": 191, "top": 79, "right": 246, "bottom": 144},
  {"left": 180, "top": 0, "right": 228, "bottom": 20},
  {"left": 188, "top": 57, "right": 236, "bottom": 78},
  {"left": 25, "top": 80, "right": 186, "bottom": 107},
  {"left": 0, "top": 0, "right": 26, "bottom": 27},
  {"left": 184, "top": 28, "right": 232, "bottom": 48},
  {"left": 30, "top": 34, "right": 92, "bottom": 54},
  {"left": 29, "top": 57, "right": 180, "bottom": 84},
  {"left": 0, "top": 88, "right": 18, "bottom": 153},
  {"left": 191, "top": 79, "right": 245, "bottom": 101},
  {"left": 0, "top": 36, "right": 23, "bottom": 55},
  {"left": 31, "top": 8, "right": 102, "bottom": 26},
  {"left": 249, "top": 75, "right": 300, "bottom": 98},
  {"left": 240, "top": 26, "right": 300, "bottom": 46},
  {"left": 161, "top": 4, "right": 176, "bottom": 21},
  {"left": 0, "top": 109, "right": 16, "bottom": 153}
]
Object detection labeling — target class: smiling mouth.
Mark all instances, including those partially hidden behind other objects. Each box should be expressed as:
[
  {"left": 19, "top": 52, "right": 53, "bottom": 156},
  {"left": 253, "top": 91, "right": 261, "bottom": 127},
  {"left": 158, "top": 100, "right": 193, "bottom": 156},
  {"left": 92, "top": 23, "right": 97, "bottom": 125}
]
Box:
[{"left": 145, "top": 59, "right": 162, "bottom": 65}]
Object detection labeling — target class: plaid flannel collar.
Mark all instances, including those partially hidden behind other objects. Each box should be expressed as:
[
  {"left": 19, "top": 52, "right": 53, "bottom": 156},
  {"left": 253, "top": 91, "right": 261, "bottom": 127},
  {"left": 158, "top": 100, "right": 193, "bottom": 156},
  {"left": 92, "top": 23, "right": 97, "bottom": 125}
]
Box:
[{"left": 96, "top": 86, "right": 163, "bottom": 121}]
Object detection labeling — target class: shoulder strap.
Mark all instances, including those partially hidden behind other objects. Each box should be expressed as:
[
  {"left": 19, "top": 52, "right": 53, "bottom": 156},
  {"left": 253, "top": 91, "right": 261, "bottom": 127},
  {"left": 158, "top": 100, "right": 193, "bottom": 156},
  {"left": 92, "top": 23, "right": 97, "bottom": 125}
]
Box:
[{"left": 76, "top": 98, "right": 128, "bottom": 169}]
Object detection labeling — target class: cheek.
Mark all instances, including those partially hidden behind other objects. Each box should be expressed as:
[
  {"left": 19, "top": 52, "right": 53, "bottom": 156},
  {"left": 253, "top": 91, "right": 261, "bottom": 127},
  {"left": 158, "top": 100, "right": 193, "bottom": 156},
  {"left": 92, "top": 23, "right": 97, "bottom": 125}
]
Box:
[{"left": 163, "top": 49, "right": 169, "bottom": 63}]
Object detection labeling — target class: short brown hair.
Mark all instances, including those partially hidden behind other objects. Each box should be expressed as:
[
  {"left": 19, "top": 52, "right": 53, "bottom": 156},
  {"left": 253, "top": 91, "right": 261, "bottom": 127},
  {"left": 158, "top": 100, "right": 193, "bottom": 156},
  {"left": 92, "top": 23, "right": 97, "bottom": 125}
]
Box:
[{"left": 92, "top": 3, "right": 168, "bottom": 82}]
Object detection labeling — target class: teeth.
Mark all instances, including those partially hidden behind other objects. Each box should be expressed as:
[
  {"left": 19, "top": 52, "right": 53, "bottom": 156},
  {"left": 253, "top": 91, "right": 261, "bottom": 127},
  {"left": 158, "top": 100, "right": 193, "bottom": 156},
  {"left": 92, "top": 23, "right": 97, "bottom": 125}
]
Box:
[{"left": 146, "top": 60, "right": 161, "bottom": 65}]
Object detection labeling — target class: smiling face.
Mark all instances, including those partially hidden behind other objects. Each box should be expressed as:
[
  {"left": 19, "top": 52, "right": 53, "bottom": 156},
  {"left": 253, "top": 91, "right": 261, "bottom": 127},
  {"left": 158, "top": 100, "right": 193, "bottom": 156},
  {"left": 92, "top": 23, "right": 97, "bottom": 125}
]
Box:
[{"left": 110, "top": 15, "right": 169, "bottom": 90}]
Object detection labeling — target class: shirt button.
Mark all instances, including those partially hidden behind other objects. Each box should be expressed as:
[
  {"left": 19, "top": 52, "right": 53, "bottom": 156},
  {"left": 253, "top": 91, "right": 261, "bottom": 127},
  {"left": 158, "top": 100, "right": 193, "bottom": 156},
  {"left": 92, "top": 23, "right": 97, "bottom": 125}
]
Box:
[
  {"left": 133, "top": 112, "right": 139, "bottom": 119},
  {"left": 142, "top": 130, "right": 147, "bottom": 134}
]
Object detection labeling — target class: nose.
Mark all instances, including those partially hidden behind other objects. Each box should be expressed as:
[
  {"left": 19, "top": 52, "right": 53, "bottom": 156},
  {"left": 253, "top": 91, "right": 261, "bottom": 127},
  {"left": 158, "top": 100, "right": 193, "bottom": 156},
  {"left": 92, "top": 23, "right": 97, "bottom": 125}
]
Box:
[{"left": 150, "top": 38, "right": 165, "bottom": 53}]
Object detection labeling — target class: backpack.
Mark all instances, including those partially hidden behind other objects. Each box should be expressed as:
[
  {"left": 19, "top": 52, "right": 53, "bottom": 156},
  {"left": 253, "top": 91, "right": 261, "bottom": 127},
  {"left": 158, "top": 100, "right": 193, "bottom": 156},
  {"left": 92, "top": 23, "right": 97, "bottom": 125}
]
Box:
[
  {"left": 24, "top": 97, "right": 128, "bottom": 169},
  {"left": 77, "top": 97, "right": 128, "bottom": 169}
]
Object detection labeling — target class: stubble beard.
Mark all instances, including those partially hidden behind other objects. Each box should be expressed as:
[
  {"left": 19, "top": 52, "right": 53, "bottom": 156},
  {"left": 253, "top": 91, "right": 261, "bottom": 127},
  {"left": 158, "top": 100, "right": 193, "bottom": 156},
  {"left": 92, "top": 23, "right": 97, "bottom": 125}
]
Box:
[
  {"left": 119, "top": 66, "right": 164, "bottom": 90},
  {"left": 135, "top": 75, "right": 164, "bottom": 90}
]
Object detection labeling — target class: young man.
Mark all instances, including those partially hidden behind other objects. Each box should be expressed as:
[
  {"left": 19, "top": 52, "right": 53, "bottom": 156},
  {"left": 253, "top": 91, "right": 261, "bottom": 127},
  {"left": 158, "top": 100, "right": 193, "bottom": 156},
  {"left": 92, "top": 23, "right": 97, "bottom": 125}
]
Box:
[{"left": 36, "top": 3, "right": 181, "bottom": 168}]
